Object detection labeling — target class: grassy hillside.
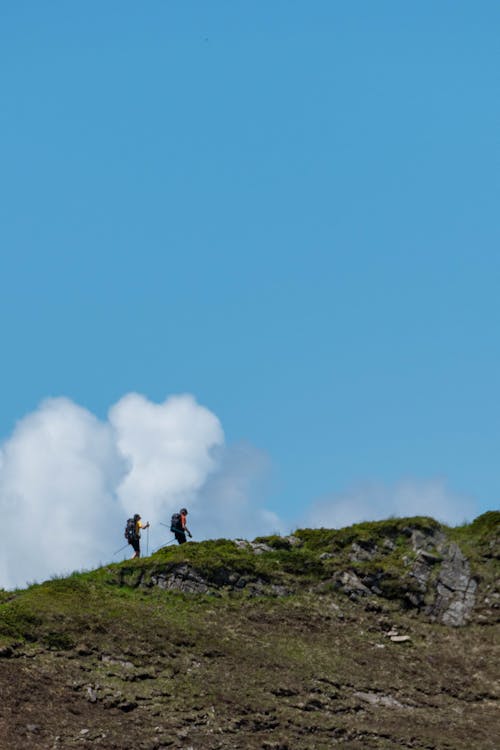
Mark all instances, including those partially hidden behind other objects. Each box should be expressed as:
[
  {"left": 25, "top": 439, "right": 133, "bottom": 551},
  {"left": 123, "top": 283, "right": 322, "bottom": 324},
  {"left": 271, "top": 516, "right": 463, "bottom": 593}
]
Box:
[{"left": 0, "top": 513, "right": 498, "bottom": 749}]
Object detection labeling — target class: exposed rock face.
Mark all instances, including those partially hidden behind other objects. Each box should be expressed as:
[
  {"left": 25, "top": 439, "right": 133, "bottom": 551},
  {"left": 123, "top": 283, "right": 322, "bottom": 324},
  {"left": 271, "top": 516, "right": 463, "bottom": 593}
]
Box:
[
  {"left": 407, "top": 531, "right": 478, "bottom": 626},
  {"left": 120, "top": 520, "right": 491, "bottom": 627},
  {"left": 430, "top": 543, "right": 478, "bottom": 626},
  {"left": 148, "top": 533, "right": 479, "bottom": 624},
  {"left": 330, "top": 525, "right": 480, "bottom": 626},
  {"left": 148, "top": 563, "right": 290, "bottom": 597},
  {"left": 337, "top": 571, "right": 372, "bottom": 597},
  {"left": 151, "top": 565, "right": 210, "bottom": 594},
  {"left": 349, "top": 541, "right": 377, "bottom": 562},
  {"left": 409, "top": 527, "right": 447, "bottom": 552}
]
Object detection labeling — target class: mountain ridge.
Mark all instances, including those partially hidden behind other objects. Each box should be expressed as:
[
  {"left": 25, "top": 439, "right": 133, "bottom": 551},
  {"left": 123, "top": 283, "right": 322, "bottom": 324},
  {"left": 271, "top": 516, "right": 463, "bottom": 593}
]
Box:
[{"left": 0, "top": 512, "right": 498, "bottom": 749}]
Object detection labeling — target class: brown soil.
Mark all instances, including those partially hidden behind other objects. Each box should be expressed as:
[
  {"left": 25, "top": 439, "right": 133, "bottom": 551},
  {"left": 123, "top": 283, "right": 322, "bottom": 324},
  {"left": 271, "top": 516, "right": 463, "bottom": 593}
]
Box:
[{"left": 0, "top": 593, "right": 498, "bottom": 750}]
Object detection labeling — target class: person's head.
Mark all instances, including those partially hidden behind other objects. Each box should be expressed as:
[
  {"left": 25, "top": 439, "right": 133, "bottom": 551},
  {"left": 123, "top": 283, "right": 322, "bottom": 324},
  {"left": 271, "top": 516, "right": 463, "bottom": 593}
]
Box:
[
  {"left": 134, "top": 514, "right": 140, "bottom": 522},
  {"left": 180, "top": 508, "right": 188, "bottom": 516}
]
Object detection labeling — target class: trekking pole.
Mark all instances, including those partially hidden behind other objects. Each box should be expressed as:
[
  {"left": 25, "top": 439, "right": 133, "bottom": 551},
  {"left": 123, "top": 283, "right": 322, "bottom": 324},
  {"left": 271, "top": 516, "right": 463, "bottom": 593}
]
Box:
[
  {"left": 113, "top": 543, "right": 129, "bottom": 556},
  {"left": 152, "top": 538, "right": 177, "bottom": 553},
  {"left": 146, "top": 525, "right": 150, "bottom": 556}
]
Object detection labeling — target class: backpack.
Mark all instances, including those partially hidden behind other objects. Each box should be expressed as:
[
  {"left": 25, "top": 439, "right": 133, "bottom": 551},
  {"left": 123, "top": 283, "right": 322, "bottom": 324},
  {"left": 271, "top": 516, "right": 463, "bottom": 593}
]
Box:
[
  {"left": 125, "top": 518, "right": 137, "bottom": 542},
  {"left": 170, "top": 512, "right": 182, "bottom": 533}
]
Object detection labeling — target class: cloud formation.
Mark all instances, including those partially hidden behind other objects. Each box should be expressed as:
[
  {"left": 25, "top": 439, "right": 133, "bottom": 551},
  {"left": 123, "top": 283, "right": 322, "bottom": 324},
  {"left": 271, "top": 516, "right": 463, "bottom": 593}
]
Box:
[
  {"left": 306, "top": 478, "right": 478, "bottom": 530},
  {"left": 110, "top": 393, "right": 224, "bottom": 520},
  {"left": 196, "top": 442, "right": 285, "bottom": 540},
  {"left": 0, "top": 393, "right": 279, "bottom": 590},
  {"left": 0, "top": 392, "right": 481, "bottom": 591},
  {"left": 0, "top": 398, "right": 123, "bottom": 590}
]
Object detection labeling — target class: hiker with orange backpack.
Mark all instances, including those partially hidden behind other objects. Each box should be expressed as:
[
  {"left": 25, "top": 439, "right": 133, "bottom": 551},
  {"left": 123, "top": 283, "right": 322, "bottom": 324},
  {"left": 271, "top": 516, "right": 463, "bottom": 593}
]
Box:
[{"left": 170, "top": 508, "right": 192, "bottom": 545}]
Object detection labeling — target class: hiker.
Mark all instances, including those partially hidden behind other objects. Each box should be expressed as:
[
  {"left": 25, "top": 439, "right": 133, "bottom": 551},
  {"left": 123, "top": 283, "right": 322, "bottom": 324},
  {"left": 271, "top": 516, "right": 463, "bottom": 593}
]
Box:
[
  {"left": 170, "top": 508, "right": 192, "bottom": 545},
  {"left": 125, "top": 514, "right": 150, "bottom": 559}
]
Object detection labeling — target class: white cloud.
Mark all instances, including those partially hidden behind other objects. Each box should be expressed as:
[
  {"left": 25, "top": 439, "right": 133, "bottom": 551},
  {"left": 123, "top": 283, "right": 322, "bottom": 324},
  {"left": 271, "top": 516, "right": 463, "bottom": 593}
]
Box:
[
  {"left": 1, "top": 392, "right": 480, "bottom": 591},
  {"left": 195, "top": 442, "right": 286, "bottom": 540},
  {"left": 110, "top": 392, "right": 224, "bottom": 521},
  {"left": 0, "top": 393, "right": 280, "bottom": 590},
  {"left": 0, "top": 398, "right": 123, "bottom": 589},
  {"left": 306, "top": 477, "right": 478, "bottom": 530}
]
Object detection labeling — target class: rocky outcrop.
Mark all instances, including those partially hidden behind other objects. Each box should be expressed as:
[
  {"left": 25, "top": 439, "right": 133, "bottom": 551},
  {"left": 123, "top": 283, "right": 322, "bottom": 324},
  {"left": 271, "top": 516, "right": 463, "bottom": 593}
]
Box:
[
  {"left": 118, "top": 520, "right": 491, "bottom": 627},
  {"left": 235, "top": 536, "right": 302, "bottom": 554},
  {"left": 349, "top": 540, "right": 377, "bottom": 563},
  {"left": 147, "top": 563, "right": 290, "bottom": 597},
  {"left": 150, "top": 564, "right": 211, "bottom": 594},
  {"left": 331, "top": 525, "right": 479, "bottom": 626},
  {"left": 429, "top": 543, "right": 478, "bottom": 626},
  {"left": 407, "top": 531, "right": 478, "bottom": 626},
  {"left": 145, "top": 531, "right": 480, "bottom": 625}
]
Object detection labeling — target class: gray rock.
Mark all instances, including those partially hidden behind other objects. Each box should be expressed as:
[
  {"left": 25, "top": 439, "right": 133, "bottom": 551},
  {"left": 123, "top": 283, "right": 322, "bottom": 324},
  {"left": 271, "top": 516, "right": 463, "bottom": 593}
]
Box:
[
  {"left": 390, "top": 635, "right": 411, "bottom": 643},
  {"left": 234, "top": 539, "right": 250, "bottom": 550},
  {"left": 405, "top": 536, "right": 478, "bottom": 625},
  {"left": 349, "top": 541, "right": 377, "bottom": 562},
  {"left": 409, "top": 558, "right": 433, "bottom": 590},
  {"left": 101, "top": 655, "right": 135, "bottom": 669},
  {"left": 269, "top": 583, "right": 291, "bottom": 597},
  {"left": 354, "top": 691, "right": 405, "bottom": 708},
  {"left": 234, "top": 539, "right": 274, "bottom": 554},
  {"left": 430, "top": 543, "right": 477, "bottom": 626},
  {"left": 151, "top": 565, "right": 210, "bottom": 594},
  {"left": 148, "top": 562, "right": 289, "bottom": 597},
  {"left": 410, "top": 529, "right": 428, "bottom": 551},
  {"left": 283, "top": 535, "right": 302, "bottom": 547},
  {"left": 339, "top": 571, "right": 371, "bottom": 597},
  {"left": 410, "top": 527, "right": 446, "bottom": 553},
  {"left": 249, "top": 542, "right": 273, "bottom": 555},
  {"left": 438, "top": 544, "right": 472, "bottom": 592}
]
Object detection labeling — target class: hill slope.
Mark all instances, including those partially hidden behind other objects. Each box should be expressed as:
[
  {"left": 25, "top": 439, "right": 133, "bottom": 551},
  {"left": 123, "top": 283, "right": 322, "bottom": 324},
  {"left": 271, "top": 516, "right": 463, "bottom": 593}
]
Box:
[{"left": 0, "top": 513, "right": 498, "bottom": 749}]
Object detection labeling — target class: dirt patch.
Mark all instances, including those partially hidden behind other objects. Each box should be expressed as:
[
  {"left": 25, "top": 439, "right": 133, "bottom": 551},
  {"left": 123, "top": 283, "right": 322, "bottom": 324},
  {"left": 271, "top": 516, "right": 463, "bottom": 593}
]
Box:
[{"left": 0, "top": 594, "right": 498, "bottom": 749}]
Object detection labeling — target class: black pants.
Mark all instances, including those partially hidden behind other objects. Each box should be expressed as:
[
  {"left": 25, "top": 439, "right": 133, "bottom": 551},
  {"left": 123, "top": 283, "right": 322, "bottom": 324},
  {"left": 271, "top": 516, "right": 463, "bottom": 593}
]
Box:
[
  {"left": 174, "top": 531, "right": 187, "bottom": 545},
  {"left": 129, "top": 538, "right": 140, "bottom": 555}
]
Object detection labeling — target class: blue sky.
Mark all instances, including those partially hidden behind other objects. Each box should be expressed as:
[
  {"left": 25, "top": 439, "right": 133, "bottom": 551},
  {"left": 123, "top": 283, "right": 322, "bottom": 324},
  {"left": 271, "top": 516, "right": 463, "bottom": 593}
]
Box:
[{"left": 1, "top": 1, "right": 499, "bottom": 567}]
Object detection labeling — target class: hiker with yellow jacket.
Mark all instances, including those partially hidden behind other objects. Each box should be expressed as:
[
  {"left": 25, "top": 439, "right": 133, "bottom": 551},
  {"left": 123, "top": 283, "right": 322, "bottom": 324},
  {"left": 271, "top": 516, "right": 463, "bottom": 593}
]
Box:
[{"left": 125, "top": 514, "right": 150, "bottom": 559}]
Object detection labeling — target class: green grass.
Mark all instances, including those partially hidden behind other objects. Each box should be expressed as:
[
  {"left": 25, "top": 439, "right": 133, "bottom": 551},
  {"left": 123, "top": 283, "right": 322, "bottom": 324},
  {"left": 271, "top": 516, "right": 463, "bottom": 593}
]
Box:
[
  {"left": 0, "top": 516, "right": 498, "bottom": 750},
  {"left": 449, "top": 510, "right": 500, "bottom": 588},
  {"left": 0, "top": 513, "right": 497, "bottom": 653}
]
